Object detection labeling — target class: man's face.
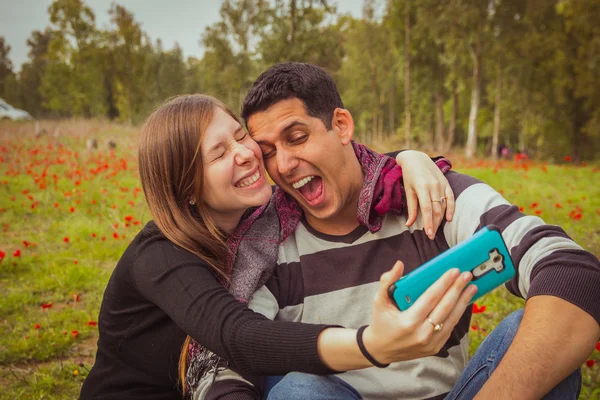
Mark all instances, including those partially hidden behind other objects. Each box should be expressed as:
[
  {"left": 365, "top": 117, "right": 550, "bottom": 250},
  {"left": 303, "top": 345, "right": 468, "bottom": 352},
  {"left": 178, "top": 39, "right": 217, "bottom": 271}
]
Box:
[{"left": 247, "top": 98, "right": 360, "bottom": 225}]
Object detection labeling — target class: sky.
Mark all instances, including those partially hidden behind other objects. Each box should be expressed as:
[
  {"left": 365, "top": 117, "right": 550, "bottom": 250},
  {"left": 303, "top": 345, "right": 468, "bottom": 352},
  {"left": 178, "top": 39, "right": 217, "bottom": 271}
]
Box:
[{"left": 1, "top": 0, "right": 368, "bottom": 72}]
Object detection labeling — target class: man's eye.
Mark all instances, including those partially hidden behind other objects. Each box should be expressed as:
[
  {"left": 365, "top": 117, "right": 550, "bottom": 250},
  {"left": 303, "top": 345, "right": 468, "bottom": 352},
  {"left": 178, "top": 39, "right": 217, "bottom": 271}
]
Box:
[
  {"left": 261, "top": 148, "right": 276, "bottom": 159},
  {"left": 290, "top": 134, "right": 307, "bottom": 144}
]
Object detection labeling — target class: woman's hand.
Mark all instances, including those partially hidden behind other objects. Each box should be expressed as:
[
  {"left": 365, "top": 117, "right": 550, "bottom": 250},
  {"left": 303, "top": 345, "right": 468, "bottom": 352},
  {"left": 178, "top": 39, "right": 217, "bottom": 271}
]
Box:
[
  {"left": 363, "top": 261, "right": 477, "bottom": 365},
  {"left": 396, "top": 151, "right": 455, "bottom": 240}
]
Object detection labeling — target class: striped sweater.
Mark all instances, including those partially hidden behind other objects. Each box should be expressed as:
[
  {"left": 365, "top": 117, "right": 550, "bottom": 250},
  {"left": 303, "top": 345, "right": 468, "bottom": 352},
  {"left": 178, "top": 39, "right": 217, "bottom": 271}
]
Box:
[{"left": 244, "top": 171, "right": 600, "bottom": 400}]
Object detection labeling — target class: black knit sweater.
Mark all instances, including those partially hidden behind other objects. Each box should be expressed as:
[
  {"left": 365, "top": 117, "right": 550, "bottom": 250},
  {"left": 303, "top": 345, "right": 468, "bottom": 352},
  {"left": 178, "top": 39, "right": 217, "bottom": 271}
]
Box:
[{"left": 80, "top": 221, "right": 334, "bottom": 400}]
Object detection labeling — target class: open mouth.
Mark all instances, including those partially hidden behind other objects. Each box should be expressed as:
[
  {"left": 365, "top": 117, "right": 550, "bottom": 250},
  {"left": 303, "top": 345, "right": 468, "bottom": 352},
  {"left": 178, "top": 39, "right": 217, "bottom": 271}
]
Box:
[
  {"left": 292, "top": 175, "right": 324, "bottom": 205},
  {"left": 235, "top": 169, "right": 263, "bottom": 188}
]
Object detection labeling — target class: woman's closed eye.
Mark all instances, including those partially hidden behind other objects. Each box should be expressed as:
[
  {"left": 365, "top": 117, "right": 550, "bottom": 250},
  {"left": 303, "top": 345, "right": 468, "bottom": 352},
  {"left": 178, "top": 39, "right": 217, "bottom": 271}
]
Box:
[
  {"left": 212, "top": 150, "right": 225, "bottom": 161},
  {"left": 235, "top": 130, "right": 248, "bottom": 142}
]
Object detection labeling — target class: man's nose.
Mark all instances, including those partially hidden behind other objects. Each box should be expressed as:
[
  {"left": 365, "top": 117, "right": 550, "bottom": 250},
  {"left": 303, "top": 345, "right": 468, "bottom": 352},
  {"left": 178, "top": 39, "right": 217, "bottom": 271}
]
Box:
[{"left": 275, "top": 149, "right": 299, "bottom": 176}]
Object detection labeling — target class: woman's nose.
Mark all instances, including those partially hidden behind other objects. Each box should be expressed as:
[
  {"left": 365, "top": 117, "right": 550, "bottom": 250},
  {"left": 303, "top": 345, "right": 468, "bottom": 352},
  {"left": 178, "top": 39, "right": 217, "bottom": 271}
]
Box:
[{"left": 232, "top": 142, "right": 254, "bottom": 165}]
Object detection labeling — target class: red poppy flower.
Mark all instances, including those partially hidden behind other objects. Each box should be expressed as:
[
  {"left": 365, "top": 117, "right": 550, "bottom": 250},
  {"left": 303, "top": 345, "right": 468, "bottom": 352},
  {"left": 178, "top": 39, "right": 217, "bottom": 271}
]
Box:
[
  {"left": 41, "top": 302, "right": 53, "bottom": 309},
  {"left": 534, "top": 210, "right": 542, "bottom": 215},
  {"left": 70, "top": 207, "right": 75, "bottom": 213},
  {"left": 554, "top": 203, "right": 562, "bottom": 209},
  {"left": 63, "top": 237, "right": 69, "bottom": 243},
  {"left": 113, "top": 232, "right": 120, "bottom": 239},
  {"left": 585, "top": 360, "right": 595, "bottom": 368},
  {"left": 124, "top": 215, "right": 133, "bottom": 222},
  {"left": 530, "top": 202, "right": 538, "bottom": 209},
  {"left": 54, "top": 202, "right": 60, "bottom": 208},
  {"left": 72, "top": 293, "right": 80, "bottom": 302},
  {"left": 564, "top": 156, "right": 572, "bottom": 162},
  {"left": 86, "top": 321, "right": 98, "bottom": 327},
  {"left": 13, "top": 249, "right": 21, "bottom": 257},
  {"left": 71, "top": 330, "right": 79, "bottom": 338},
  {"left": 34, "top": 323, "right": 41, "bottom": 329},
  {"left": 472, "top": 303, "right": 486, "bottom": 314},
  {"left": 518, "top": 207, "right": 524, "bottom": 212},
  {"left": 0, "top": 250, "right": 5, "bottom": 262},
  {"left": 91, "top": 233, "right": 96, "bottom": 238},
  {"left": 471, "top": 325, "right": 478, "bottom": 331},
  {"left": 73, "top": 260, "right": 78, "bottom": 265}
]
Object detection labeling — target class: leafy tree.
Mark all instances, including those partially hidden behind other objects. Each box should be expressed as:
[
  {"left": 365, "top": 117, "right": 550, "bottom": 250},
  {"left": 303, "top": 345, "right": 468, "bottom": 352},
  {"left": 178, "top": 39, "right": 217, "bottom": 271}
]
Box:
[
  {"left": 42, "top": 0, "right": 106, "bottom": 117},
  {"left": 0, "top": 37, "right": 13, "bottom": 90}
]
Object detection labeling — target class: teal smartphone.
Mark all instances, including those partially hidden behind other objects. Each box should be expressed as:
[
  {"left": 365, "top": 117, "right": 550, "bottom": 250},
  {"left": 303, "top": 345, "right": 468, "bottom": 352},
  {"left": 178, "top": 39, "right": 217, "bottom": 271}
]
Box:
[{"left": 388, "top": 225, "right": 515, "bottom": 311}]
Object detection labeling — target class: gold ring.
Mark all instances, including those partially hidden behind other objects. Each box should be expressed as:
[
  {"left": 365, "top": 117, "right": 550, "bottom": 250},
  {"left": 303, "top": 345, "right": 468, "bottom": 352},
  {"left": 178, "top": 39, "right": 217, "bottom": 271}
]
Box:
[
  {"left": 427, "top": 317, "right": 443, "bottom": 332},
  {"left": 431, "top": 196, "right": 447, "bottom": 206}
]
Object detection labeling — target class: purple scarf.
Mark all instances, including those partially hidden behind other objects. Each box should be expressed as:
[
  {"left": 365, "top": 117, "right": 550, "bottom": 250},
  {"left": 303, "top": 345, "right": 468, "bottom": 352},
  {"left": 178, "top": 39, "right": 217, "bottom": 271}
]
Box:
[{"left": 184, "top": 142, "right": 452, "bottom": 393}]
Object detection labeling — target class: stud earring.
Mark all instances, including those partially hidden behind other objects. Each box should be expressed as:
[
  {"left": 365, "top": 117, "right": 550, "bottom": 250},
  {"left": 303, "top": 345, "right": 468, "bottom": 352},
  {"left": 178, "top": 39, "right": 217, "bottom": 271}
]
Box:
[{"left": 189, "top": 199, "right": 195, "bottom": 206}]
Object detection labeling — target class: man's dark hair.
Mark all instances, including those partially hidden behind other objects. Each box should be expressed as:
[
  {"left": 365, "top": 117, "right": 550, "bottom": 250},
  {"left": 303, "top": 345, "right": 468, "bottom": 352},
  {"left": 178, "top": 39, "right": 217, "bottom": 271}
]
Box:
[{"left": 242, "top": 62, "right": 344, "bottom": 129}]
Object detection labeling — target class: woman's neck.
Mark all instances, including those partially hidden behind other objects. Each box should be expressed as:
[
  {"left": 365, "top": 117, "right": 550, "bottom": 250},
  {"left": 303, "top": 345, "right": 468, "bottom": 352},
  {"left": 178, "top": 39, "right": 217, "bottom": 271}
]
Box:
[{"left": 209, "top": 208, "right": 246, "bottom": 235}]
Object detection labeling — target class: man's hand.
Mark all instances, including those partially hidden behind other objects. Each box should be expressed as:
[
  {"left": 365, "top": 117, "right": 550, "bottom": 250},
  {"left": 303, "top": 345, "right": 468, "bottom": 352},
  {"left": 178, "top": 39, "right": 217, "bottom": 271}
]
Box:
[
  {"left": 364, "top": 261, "right": 477, "bottom": 364},
  {"left": 396, "top": 151, "right": 455, "bottom": 240}
]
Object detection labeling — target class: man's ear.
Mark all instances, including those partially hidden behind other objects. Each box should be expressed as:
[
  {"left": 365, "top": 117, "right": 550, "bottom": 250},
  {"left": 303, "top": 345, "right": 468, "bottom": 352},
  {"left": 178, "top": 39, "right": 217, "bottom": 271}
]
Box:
[{"left": 331, "top": 108, "right": 354, "bottom": 145}]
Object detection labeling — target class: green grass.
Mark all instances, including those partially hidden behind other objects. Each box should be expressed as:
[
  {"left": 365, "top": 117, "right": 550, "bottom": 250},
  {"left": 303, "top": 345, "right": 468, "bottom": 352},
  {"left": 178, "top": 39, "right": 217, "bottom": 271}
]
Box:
[{"left": 0, "top": 122, "right": 599, "bottom": 399}]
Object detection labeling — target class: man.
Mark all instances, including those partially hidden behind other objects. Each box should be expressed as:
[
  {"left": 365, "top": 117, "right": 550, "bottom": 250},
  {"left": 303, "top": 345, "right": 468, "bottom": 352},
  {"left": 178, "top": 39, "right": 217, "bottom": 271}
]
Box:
[{"left": 215, "top": 62, "right": 600, "bottom": 399}]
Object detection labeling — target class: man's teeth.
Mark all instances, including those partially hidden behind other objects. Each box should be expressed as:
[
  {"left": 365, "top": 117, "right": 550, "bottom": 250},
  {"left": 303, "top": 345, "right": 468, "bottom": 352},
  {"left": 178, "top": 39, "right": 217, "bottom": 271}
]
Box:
[
  {"left": 292, "top": 176, "right": 314, "bottom": 190},
  {"left": 236, "top": 171, "right": 260, "bottom": 188}
]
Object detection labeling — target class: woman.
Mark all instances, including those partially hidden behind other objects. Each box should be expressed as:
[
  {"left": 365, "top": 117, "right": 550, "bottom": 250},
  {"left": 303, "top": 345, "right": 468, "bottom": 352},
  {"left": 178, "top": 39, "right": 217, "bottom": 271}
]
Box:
[{"left": 80, "top": 94, "right": 466, "bottom": 399}]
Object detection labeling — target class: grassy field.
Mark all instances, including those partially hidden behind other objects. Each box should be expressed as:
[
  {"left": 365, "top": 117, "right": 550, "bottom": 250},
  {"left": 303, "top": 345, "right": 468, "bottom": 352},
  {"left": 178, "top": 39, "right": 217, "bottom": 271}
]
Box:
[{"left": 0, "top": 120, "right": 599, "bottom": 399}]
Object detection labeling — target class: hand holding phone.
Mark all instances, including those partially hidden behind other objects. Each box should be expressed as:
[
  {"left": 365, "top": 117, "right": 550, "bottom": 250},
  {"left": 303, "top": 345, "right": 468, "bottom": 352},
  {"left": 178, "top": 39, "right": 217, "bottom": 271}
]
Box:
[
  {"left": 388, "top": 225, "right": 515, "bottom": 311},
  {"left": 363, "top": 260, "right": 477, "bottom": 365}
]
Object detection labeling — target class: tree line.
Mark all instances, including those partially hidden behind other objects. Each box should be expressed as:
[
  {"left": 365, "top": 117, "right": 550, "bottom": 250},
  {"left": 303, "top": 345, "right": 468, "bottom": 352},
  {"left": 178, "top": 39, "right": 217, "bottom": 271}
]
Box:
[{"left": 0, "top": 0, "right": 598, "bottom": 160}]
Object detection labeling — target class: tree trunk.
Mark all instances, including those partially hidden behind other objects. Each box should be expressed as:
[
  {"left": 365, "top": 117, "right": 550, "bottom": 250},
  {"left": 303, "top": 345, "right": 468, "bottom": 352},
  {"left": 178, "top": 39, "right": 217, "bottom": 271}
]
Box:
[
  {"left": 519, "top": 118, "right": 526, "bottom": 154},
  {"left": 378, "top": 90, "right": 384, "bottom": 141},
  {"left": 289, "top": 0, "right": 296, "bottom": 49},
  {"left": 404, "top": 0, "right": 411, "bottom": 148},
  {"left": 389, "top": 80, "right": 396, "bottom": 138},
  {"left": 492, "top": 70, "right": 502, "bottom": 160},
  {"left": 445, "top": 80, "right": 457, "bottom": 152},
  {"left": 465, "top": 31, "right": 482, "bottom": 159},
  {"left": 434, "top": 89, "right": 444, "bottom": 152},
  {"left": 428, "top": 93, "right": 435, "bottom": 150}
]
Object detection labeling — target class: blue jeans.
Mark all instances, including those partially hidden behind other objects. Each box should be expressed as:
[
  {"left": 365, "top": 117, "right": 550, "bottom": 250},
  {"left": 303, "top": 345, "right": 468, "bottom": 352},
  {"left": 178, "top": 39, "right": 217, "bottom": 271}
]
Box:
[{"left": 265, "top": 310, "right": 582, "bottom": 400}]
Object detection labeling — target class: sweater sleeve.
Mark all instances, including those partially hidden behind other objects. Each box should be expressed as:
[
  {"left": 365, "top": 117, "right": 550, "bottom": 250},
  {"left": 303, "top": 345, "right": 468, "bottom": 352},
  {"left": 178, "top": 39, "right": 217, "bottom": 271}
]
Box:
[
  {"left": 443, "top": 171, "right": 600, "bottom": 325},
  {"left": 130, "top": 233, "right": 338, "bottom": 376}
]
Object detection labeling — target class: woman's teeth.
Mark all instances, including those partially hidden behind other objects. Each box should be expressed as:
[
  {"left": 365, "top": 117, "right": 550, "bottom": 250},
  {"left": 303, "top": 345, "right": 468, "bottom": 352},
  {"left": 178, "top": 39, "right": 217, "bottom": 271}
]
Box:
[
  {"left": 292, "top": 176, "right": 314, "bottom": 189},
  {"left": 236, "top": 171, "right": 261, "bottom": 188}
]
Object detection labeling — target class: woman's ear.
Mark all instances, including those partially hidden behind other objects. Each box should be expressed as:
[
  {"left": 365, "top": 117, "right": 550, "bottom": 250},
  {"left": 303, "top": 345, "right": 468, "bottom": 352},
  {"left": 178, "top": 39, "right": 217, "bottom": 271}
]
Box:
[{"left": 331, "top": 108, "right": 354, "bottom": 145}]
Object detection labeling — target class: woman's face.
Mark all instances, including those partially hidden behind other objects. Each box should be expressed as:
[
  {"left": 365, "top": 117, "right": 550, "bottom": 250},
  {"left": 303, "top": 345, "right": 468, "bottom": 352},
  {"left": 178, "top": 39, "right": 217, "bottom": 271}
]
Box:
[{"left": 200, "top": 107, "right": 272, "bottom": 230}]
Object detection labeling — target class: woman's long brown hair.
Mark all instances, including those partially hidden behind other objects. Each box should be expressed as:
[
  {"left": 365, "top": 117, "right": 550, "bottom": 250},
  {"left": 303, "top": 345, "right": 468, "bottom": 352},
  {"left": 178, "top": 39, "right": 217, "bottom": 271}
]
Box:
[{"left": 138, "top": 94, "right": 241, "bottom": 395}]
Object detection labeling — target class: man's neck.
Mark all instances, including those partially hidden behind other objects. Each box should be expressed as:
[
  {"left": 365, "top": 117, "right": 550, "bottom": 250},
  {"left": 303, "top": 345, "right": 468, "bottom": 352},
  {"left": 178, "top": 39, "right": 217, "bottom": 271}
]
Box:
[{"left": 305, "top": 207, "right": 360, "bottom": 236}]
